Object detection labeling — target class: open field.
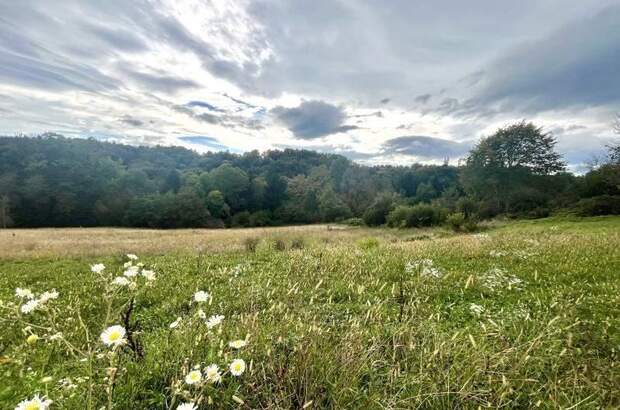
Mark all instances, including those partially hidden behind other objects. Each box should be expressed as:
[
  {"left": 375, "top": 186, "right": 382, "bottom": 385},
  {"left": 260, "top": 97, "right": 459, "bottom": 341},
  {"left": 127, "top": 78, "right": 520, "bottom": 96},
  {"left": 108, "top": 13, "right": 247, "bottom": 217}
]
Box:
[{"left": 1, "top": 217, "right": 619, "bottom": 409}]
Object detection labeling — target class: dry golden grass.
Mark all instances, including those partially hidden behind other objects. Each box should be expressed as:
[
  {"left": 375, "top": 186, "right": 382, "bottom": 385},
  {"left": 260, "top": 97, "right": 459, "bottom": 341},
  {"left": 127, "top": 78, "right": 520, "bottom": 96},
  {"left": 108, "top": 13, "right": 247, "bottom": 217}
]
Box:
[{"left": 0, "top": 225, "right": 403, "bottom": 259}]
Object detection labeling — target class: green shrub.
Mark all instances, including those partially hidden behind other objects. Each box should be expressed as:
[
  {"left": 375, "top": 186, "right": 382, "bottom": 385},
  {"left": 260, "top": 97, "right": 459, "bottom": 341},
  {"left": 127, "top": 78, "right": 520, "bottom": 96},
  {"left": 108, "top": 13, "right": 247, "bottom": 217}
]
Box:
[
  {"left": 290, "top": 237, "right": 305, "bottom": 250},
  {"left": 249, "top": 210, "right": 273, "bottom": 227},
  {"left": 387, "top": 204, "right": 446, "bottom": 228},
  {"left": 231, "top": 211, "right": 251, "bottom": 227},
  {"left": 244, "top": 237, "right": 260, "bottom": 252},
  {"left": 446, "top": 212, "right": 466, "bottom": 231},
  {"left": 357, "top": 237, "right": 380, "bottom": 250},
  {"left": 575, "top": 195, "right": 620, "bottom": 216},
  {"left": 363, "top": 193, "right": 396, "bottom": 226},
  {"left": 340, "top": 217, "right": 365, "bottom": 226},
  {"left": 272, "top": 238, "right": 286, "bottom": 251}
]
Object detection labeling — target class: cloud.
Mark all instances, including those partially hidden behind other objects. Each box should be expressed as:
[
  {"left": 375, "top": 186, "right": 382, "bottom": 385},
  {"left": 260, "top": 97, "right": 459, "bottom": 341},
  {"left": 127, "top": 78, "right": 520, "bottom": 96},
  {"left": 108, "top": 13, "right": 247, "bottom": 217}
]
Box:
[
  {"left": 453, "top": 5, "right": 620, "bottom": 116},
  {"left": 415, "top": 94, "right": 431, "bottom": 104},
  {"left": 119, "top": 115, "right": 144, "bottom": 127},
  {"left": 381, "top": 136, "right": 471, "bottom": 160},
  {"left": 121, "top": 66, "right": 199, "bottom": 93},
  {"left": 186, "top": 100, "right": 224, "bottom": 112},
  {"left": 271, "top": 100, "right": 357, "bottom": 139}
]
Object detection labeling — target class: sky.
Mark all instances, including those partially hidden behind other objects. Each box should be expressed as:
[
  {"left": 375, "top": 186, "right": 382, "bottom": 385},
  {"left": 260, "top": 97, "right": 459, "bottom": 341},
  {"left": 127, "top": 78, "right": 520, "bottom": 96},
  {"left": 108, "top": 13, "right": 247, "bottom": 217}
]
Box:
[{"left": 0, "top": 0, "right": 619, "bottom": 171}]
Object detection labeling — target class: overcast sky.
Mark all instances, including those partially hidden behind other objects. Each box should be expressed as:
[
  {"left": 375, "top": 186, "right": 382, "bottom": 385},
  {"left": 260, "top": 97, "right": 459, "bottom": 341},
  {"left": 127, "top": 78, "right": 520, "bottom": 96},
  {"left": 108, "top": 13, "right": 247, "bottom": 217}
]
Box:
[{"left": 1, "top": 0, "right": 619, "bottom": 170}]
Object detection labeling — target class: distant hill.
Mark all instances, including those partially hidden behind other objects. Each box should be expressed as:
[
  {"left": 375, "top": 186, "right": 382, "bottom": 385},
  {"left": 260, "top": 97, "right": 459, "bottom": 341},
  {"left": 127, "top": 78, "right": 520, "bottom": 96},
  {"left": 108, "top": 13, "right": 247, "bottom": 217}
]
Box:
[{"left": 0, "top": 135, "right": 460, "bottom": 228}]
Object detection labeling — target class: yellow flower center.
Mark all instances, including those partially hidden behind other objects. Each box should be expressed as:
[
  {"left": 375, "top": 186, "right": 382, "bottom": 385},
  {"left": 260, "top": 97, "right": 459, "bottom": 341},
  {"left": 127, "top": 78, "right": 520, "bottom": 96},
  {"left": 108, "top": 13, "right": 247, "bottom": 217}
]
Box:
[
  {"left": 190, "top": 372, "right": 200, "bottom": 381},
  {"left": 108, "top": 331, "right": 121, "bottom": 342},
  {"left": 25, "top": 403, "right": 40, "bottom": 410},
  {"left": 233, "top": 363, "right": 241, "bottom": 371}
]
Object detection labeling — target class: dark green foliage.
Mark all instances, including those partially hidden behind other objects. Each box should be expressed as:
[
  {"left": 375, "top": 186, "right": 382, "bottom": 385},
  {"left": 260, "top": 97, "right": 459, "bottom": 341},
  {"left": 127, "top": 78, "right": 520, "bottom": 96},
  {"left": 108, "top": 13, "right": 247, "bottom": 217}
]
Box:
[
  {"left": 3, "top": 128, "right": 620, "bottom": 228},
  {"left": 575, "top": 195, "right": 620, "bottom": 216},
  {"left": 363, "top": 193, "right": 397, "bottom": 226},
  {"left": 340, "top": 217, "right": 365, "bottom": 226},
  {"left": 446, "top": 212, "right": 466, "bottom": 231},
  {"left": 386, "top": 204, "right": 446, "bottom": 228}
]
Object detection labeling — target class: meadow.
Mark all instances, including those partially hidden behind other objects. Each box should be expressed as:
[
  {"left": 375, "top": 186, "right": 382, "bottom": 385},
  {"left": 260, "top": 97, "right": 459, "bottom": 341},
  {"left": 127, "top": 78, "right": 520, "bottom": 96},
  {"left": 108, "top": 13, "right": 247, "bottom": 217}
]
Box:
[{"left": 1, "top": 217, "right": 619, "bottom": 409}]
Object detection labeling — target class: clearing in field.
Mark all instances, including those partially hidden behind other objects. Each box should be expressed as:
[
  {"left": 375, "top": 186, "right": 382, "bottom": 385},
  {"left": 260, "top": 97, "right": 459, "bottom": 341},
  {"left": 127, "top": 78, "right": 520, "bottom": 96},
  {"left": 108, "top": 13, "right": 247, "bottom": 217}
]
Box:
[{"left": 1, "top": 217, "right": 619, "bottom": 408}]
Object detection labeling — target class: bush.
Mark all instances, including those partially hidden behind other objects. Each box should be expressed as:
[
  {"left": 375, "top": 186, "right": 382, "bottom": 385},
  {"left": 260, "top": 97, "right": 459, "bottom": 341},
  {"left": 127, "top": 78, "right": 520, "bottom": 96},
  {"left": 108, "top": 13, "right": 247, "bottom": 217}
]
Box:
[
  {"left": 357, "top": 237, "right": 380, "bottom": 250},
  {"left": 575, "top": 195, "right": 620, "bottom": 216},
  {"left": 244, "top": 237, "right": 260, "bottom": 252},
  {"left": 463, "top": 219, "right": 480, "bottom": 232},
  {"left": 249, "top": 210, "right": 273, "bottom": 227},
  {"left": 340, "top": 217, "right": 365, "bottom": 226},
  {"left": 387, "top": 204, "right": 446, "bottom": 228},
  {"left": 290, "top": 237, "right": 305, "bottom": 250},
  {"left": 446, "top": 212, "right": 466, "bottom": 231},
  {"left": 272, "top": 238, "right": 286, "bottom": 251},
  {"left": 363, "top": 193, "right": 396, "bottom": 226},
  {"left": 231, "top": 211, "right": 251, "bottom": 227},
  {"left": 456, "top": 197, "right": 478, "bottom": 218}
]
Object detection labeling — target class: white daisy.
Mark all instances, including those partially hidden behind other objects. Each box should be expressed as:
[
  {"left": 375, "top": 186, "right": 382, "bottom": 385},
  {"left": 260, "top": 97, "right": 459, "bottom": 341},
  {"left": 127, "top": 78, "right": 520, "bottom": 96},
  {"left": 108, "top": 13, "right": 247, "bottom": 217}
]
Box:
[
  {"left": 123, "top": 261, "right": 133, "bottom": 269},
  {"left": 112, "top": 276, "right": 130, "bottom": 287},
  {"left": 38, "top": 290, "right": 59, "bottom": 303},
  {"left": 20, "top": 299, "right": 39, "bottom": 314},
  {"left": 90, "top": 263, "right": 105, "bottom": 274},
  {"left": 185, "top": 369, "right": 202, "bottom": 385},
  {"left": 206, "top": 314, "right": 224, "bottom": 329},
  {"left": 141, "top": 270, "right": 156, "bottom": 281},
  {"left": 15, "top": 394, "right": 52, "bottom": 410},
  {"left": 229, "top": 340, "right": 247, "bottom": 349},
  {"left": 193, "top": 290, "right": 210, "bottom": 303},
  {"left": 126, "top": 254, "right": 138, "bottom": 260},
  {"left": 15, "top": 288, "right": 34, "bottom": 299},
  {"left": 230, "top": 358, "right": 246, "bottom": 376},
  {"left": 123, "top": 266, "right": 140, "bottom": 277},
  {"left": 177, "top": 403, "right": 197, "bottom": 410},
  {"left": 169, "top": 317, "right": 182, "bottom": 329},
  {"left": 100, "top": 325, "right": 127, "bottom": 347},
  {"left": 205, "top": 364, "right": 221, "bottom": 383}
]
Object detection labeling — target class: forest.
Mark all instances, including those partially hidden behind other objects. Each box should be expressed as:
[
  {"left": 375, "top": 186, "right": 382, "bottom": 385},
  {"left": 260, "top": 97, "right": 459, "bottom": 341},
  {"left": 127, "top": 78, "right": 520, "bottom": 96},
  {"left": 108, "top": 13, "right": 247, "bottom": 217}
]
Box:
[{"left": 1, "top": 122, "right": 619, "bottom": 229}]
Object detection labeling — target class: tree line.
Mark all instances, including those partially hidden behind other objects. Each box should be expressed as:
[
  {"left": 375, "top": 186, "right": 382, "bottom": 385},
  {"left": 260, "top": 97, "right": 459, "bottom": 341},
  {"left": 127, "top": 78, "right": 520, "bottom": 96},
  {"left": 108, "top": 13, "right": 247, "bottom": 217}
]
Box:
[{"left": 0, "top": 122, "right": 618, "bottom": 229}]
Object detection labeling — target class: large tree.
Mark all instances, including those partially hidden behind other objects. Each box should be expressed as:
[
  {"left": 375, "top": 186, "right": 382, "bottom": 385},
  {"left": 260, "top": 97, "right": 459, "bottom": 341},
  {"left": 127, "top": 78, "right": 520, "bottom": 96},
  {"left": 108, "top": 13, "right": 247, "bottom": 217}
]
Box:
[
  {"left": 461, "top": 122, "right": 566, "bottom": 214},
  {"left": 466, "top": 121, "right": 565, "bottom": 174}
]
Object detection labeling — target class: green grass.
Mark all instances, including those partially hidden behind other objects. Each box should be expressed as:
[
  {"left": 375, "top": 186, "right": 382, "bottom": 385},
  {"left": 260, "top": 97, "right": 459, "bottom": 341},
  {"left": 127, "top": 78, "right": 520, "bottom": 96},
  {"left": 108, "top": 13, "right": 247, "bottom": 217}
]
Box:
[{"left": 1, "top": 217, "right": 619, "bottom": 409}]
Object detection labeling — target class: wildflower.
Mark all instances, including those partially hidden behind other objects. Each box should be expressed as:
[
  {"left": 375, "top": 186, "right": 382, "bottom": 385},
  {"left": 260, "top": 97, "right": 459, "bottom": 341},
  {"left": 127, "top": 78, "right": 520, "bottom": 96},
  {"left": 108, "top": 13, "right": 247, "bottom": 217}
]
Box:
[
  {"left": 197, "top": 309, "right": 206, "bottom": 319},
  {"left": 206, "top": 314, "right": 224, "bottom": 329},
  {"left": 91, "top": 263, "right": 105, "bottom": 273},
  {"left": 15, "top": 288, "right": 34, "bottom": 299},
  {"left": 112, "top": 276, "right": 130, "bottom": 287},
  {"left": 229, "top": 340, "right": 247, "bottom": 349},
  {"left": 123, "top": 266, "right": 140, "bottom": 277},
  {"left": 15, "top": 394, "right": 52, "bottom": 410},
  {"left": 49, "top": 332, "right": 63, "bottom": 341},
  {"left": 205, "top": 364, "right": 221, "bottom": 383},
  {"left": 26, "top": 334, "right": 39, "bottom": 345},
  {"left": 169, "top": 317, "right": 182, "bottom": 329},
  {"left": 141, "top": 269, "right": 156, "bottom": 281},
  {"left": 126, "top": 253, "right": 138, "bottom": 260},
  {"left": 185, "top": 369, "right": 202, "bottom": 385},
  {"left": 100, "top": 325, "right": 127, "bottom": 347},
  {"left": 38, "top": 290, "right": 59, "bottom": 303},
  {"left": 20, "top": 299, "right": 39, "bottom": 314},
  {"left": 193, "top": 290, "right": 210, "bottom": 303},
  {"left": 123, "top": 261, "right": 133, "bottom": 269},
  {"left": 177, "top": 403, "right": 197, "bottom": 410},
  {"left": 229, "top": 359, "right": 246, "bottom": 376},
  {"left": 470, "top": 303, "right": 485, "bottom": 316},
  {"left": 406, "top": 259, "right": 443, "bottom": 278}
]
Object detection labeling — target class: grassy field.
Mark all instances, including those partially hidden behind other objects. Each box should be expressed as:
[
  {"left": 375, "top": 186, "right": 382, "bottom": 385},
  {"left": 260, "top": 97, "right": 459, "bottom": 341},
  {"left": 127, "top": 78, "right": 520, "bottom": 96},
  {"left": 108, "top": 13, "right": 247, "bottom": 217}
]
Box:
[{"left": 1, "top": 217, "right": 619, "bottom": 409}]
